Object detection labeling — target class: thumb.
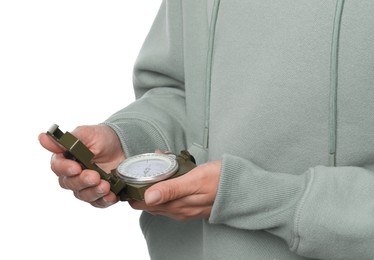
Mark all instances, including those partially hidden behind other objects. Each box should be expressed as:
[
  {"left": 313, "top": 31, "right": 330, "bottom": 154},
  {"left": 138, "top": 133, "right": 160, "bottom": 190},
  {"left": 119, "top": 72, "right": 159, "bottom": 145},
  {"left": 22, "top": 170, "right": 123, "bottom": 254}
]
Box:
[
  {"left": 144, "top": 175, "right": 192, "bottom": 206},
  {"left": 38, "top": 133, "right": 65, "bottom": 153}
]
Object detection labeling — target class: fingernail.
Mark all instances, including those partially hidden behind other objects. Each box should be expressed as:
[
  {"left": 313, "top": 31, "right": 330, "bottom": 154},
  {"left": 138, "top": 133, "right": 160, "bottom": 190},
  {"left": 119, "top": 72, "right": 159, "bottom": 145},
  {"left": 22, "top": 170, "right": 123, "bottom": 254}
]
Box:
[
  {"left": 95, "top": 185, "right": 104, "bottom": 194},
  {"left": 67, "top": 167, "right": 79, "bottom": 176},
  {"left": 102, "top": 197, "right": 112, "bottom": 205},
  {"left": 84, "top": 175, "right": 94, "bottom": 185},
  {"left": 145, "top": 190, "right": 161, "bottom": 205}
]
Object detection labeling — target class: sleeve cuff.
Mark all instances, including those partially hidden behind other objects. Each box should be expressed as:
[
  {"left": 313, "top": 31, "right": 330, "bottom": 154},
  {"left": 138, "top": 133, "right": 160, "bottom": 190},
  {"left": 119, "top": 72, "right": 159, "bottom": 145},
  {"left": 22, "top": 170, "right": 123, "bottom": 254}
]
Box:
[
  {"left": 210, "top": 153, "right": 308, "bottom": 244},
  {"left": 103, "top": 113, "right": 171, "bottom": 157}
]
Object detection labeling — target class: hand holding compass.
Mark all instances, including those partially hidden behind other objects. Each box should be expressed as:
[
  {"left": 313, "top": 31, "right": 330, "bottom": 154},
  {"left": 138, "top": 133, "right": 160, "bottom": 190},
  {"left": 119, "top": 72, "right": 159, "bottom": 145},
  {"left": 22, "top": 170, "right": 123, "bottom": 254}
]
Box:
[{"left": 45, "top": 124, "right": 196, "bottom": 201}]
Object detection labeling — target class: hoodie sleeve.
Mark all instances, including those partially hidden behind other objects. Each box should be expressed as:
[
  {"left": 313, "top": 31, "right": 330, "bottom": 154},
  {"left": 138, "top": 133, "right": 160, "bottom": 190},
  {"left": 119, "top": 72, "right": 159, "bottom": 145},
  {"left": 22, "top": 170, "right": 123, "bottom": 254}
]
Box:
[
  {"left": 209, "top": 154, "right": 374, "bottom": 259},
  {"left": 104, "top": 0, "right": 187, "bottom": 157}
]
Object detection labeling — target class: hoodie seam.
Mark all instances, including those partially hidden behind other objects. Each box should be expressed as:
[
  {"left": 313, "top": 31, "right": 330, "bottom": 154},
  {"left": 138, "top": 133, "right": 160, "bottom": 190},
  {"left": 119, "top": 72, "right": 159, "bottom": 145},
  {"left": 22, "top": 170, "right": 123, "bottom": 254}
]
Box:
[{"left": 290, "top": 168, "right": 316, "bottom": 253}]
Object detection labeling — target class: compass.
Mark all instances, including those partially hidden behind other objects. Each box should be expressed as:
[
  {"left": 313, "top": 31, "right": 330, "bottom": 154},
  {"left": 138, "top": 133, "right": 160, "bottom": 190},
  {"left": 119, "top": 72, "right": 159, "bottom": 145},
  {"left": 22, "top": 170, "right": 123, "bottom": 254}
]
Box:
[{"left": 46, "top": 124, "right": 196, "bottom": 201}]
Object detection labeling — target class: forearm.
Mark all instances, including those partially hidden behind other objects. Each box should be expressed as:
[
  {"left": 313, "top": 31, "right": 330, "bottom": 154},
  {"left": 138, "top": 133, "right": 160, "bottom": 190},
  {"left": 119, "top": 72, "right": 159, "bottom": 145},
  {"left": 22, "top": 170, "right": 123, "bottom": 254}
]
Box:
[
  {"left": 104, "top": 89, "right": 187, "bottom": 157},
  {"left": 209, "top": 154, "right": 374, "bottom": 259},
  {"left": 104, "top": 0, "right": 187, "bottom": 156}
]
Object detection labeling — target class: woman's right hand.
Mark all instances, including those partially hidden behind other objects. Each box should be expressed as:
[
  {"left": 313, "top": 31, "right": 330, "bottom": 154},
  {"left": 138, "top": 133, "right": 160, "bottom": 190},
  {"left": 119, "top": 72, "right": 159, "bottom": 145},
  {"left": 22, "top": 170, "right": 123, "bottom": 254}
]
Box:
[{"left": 38, "top": 124, "right": 126, "bottom": 208}]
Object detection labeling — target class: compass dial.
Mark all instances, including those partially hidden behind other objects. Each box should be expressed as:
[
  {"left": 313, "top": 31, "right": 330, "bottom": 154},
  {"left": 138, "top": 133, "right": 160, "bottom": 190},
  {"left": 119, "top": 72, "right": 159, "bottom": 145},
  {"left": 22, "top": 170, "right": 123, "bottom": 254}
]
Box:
[{"left": 116, "top": 153, "right": 178, "bottom": 184}]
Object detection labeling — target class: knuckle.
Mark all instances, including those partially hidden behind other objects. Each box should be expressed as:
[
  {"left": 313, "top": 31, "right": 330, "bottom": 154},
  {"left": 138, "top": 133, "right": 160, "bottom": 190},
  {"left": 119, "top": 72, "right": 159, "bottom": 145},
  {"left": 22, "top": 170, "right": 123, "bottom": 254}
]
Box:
[
  {"left": 91, "top": 197, "right": 114, "bottom": 208},
  {"left": 166, "top": 186, "right": 178, "bottom": 200},
  {"left": 162, "top": 182, "right": 181, "bottom": 201}
]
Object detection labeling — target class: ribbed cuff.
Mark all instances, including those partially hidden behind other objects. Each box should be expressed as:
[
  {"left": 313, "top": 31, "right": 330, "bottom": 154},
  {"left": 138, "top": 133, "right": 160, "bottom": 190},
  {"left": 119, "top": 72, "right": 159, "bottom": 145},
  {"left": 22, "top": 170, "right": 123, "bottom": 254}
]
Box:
[
  {"left": 210, "top": 153, "right": 307, "bottom": 243},
  {"left": 103, "top": 116, "right": 170, "bottom": 157}
]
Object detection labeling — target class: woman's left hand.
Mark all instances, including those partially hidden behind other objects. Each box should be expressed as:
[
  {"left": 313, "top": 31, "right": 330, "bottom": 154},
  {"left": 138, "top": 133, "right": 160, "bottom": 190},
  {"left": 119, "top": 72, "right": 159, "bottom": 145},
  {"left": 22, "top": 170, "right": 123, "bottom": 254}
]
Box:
[{"left": 129, "top": 160, "right": 221, "bottom": 220}]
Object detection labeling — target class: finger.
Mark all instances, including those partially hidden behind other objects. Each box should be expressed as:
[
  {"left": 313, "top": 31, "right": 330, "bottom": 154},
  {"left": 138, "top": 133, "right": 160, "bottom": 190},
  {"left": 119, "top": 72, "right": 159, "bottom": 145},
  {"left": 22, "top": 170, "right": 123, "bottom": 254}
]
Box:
[
  {"left": 50, "top": 153, "right": 83, "bottom": 177},
  {"left": 73, "top": 179, "right": 111, "bottom": 202},
  {"left": 128, "top": 200, "right": 147, "bottom": 210},
  {"left": 90, "top": 192, "right": 119, "bottom": 208},
  {"left": 144, "top": 171, "right": 199, "bottom": 206},
  {"left": 131, "top": 198, "right": 212, "bottom": 220},
  {"left": 58, "top": 169, "right": 101, "bottom": 191},
  {"left": 157, "top": 206, "right": 211, "bottom": 221}
]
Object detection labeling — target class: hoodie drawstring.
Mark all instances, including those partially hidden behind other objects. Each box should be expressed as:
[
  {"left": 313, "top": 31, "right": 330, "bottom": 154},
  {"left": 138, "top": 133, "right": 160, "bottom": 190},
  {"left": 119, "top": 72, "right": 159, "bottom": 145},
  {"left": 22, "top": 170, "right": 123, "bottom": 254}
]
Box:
[
  {"left": 329, "top": 0, "right": 345, "bottom": 167},
  {"left": 204, "top": 0, "right": 221, "bottom": 149}
]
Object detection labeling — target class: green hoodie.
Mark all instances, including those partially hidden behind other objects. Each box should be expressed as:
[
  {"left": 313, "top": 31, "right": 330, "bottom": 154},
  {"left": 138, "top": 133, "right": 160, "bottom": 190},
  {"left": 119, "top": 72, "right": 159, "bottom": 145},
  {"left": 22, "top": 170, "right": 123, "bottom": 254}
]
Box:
[{"left": 104, "top": 0, "right": 374, "bottom": 259}]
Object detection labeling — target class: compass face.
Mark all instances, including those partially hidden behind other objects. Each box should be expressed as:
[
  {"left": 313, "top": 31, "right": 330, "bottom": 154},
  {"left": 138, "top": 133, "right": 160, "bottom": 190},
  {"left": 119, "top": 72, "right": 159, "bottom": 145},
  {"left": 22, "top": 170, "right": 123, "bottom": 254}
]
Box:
[{"left": 116, "top": 153, "right": 178, "bottom": 184}]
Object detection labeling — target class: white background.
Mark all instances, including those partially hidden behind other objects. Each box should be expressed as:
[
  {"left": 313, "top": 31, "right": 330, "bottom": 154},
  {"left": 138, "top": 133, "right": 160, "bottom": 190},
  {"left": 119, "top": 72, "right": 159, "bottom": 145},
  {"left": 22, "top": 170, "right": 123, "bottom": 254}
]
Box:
[{"left": 0, "top": 1, "right": 161, "bottom": 259}]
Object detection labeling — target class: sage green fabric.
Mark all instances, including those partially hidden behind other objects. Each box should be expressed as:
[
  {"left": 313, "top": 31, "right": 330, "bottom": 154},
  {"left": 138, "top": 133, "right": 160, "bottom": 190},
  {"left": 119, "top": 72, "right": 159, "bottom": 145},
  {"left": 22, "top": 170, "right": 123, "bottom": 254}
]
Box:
[{"left": 104, "top": 1, "right": 374, "bottom": 259}]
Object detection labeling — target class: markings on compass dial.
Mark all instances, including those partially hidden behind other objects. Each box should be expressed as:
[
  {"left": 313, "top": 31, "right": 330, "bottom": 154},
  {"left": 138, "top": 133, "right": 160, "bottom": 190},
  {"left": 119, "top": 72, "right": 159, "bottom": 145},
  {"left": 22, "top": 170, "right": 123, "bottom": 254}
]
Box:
[
  {"left": 143, "top": 167, "right": 151, "bottom": 176},
  {"left": 143, "top": 159, "right": 151, "bottom": 176}
]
